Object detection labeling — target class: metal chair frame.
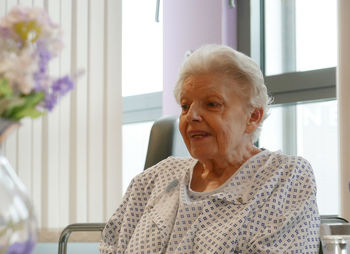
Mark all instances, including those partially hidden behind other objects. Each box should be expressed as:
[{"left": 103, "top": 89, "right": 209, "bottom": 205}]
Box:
[
  {"left": 58, "top": 223, "right": 105, "bottom": 254},
  {"left": 319, "top": 215, "right": 349, "bottom": 254}
]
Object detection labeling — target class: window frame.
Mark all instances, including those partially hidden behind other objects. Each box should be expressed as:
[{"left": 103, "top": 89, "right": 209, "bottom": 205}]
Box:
[
  {"left": 123, "top": 92, "right": 162, "bottom": 124},
  {"left": 237, "top": 0, "right": 336, "bottom": 105}
]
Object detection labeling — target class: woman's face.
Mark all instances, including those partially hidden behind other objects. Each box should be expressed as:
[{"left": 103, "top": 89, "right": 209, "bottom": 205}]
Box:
[{"left": 179, "top": 73, "right": 252, "bottom": 161}]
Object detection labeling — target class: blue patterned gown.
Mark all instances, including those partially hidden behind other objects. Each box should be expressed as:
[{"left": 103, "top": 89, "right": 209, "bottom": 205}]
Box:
[{"left": 100, "top": 150, "right": 320, "bottom": 253}]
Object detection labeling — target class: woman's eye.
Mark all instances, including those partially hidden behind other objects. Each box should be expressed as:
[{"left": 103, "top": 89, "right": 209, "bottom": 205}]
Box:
[
  {"left": 207, "top": 102, "right": 220, "bottom": 108},
  {"left": 181, "top": 104, "right": 189, "bottom": 111}
]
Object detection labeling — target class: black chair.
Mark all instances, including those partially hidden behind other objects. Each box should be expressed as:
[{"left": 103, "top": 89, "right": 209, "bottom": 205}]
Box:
[
  {"left": 58, "top": 116, "right": 188, "bottom": 254},
  {"left": 144, "top": 116, "right": 189, "bottom": 169}
]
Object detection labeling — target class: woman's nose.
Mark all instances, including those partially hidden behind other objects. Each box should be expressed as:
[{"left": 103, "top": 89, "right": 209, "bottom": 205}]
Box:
[{"left": 186, "top": 104, "right": 202, "bottom": 122}]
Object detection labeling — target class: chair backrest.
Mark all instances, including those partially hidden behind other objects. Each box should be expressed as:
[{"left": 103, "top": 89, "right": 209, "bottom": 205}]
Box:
[{"left": 144, "top": 116, "right": 190, "bottom": 170}]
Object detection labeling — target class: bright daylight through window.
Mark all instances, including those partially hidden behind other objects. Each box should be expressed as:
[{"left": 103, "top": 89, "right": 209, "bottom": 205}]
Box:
[{"left": 122, "top": 0, "right": 163, "bottom": 193}]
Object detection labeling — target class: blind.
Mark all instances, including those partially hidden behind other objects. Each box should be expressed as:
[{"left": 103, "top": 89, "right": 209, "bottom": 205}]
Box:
[{"left": 1, "top": 0, "right": 122, "bottom": 241}]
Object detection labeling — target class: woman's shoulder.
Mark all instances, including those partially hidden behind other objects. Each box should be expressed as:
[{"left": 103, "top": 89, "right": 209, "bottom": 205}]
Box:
[
  {"left": 266, "top": 150, "right": 313, "bottom": 171},
  {"left": 131, "top": 156, "right": 195, "bottom": 187},
  {"left": 261, "top": 149, "right": 316, "bottom": 185}
]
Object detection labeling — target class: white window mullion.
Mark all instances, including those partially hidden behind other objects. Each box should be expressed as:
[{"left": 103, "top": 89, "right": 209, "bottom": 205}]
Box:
[{"left": 282, "top": 105, "right": 297, "bottom": 155}]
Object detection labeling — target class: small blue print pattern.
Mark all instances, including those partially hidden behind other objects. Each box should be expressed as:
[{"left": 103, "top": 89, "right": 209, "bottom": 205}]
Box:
[{"left": 99, "top": 150, "right": 320, "bottom": 253}]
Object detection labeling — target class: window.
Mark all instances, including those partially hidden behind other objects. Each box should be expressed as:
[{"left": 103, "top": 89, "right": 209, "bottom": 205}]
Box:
[
  {"left": 265, "top": 0, "right": 337, "bottom": 76},
  {"left": 122, "top": 121, "right": 154, "bottom": 193},
  {"left": 122, "top": 0, "right": 163, "bottom": 192},
  {"left": 238, "top": 0, "right": 338, "bottom": 215},
  {"left": 122, "top": 0, "right": 163, "bottom": 97}
]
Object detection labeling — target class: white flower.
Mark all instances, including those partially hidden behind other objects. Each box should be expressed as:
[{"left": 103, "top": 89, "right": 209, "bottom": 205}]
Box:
[
  {"left": 0, "top": 48, "right": 38, "bottom": 94},
  {"left": 0, "top": 6, "right": 76, "bottom": 119}
]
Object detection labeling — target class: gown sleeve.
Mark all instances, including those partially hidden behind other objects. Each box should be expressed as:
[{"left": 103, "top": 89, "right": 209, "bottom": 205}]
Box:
[
  {"left": 242, "top": 157, "right": 320, "bottom": 253},
  {"left": 99, "top": 170, "right": 155, "bottom": 253}
]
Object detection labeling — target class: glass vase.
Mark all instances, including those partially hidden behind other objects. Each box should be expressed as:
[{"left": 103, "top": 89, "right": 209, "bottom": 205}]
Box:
[{"left": 0, "top": 120, "right": 36, "bottom": 254}]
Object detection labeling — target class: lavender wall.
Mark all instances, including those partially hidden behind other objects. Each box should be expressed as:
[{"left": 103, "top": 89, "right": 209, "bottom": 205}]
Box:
[{"left": 162, "top": 0, "right": 237, "bottom": 116}]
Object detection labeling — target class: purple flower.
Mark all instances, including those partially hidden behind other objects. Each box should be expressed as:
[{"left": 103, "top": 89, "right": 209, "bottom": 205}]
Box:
[
  {"left": 43, "top": 91, "right": 57, "bottom": 111},
  {"left": 33, "top": 41, "right": 51, "bottom": 91},
  {"left": 52, "top": 76, "right": 74, "bottom": 96},
  {"left": 43, "top": 75, "right": 74, "bottom": 111},
  {"left": 6, "top": 238, "right": 35, "bottom": 254},
  {"left": 0, "top": 27, "right": 10, "bottom": 38}
]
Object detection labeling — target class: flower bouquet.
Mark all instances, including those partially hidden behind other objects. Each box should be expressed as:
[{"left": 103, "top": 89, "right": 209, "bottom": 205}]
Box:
[
  {"left": 0, "top": 6, "right": 74, "bottom": 122},
  {"left": 0, "top": 6, "right": 76, "bottom": 254}
]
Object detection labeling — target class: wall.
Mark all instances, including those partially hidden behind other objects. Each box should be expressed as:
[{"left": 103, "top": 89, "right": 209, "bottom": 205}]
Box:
[
  {"left": 338, "top": 0, "right": 350, "bottom": 220},
  {"left": 162, "top": 0, "right": 237, "bottom": 116}
]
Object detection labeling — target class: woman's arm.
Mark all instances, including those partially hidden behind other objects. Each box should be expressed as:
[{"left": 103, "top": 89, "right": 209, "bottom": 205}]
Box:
[
  {"left": 244, "top": 157, "right": 320, "bottom": 253},
  {"left": 99, "top": 167, "right": 157, "bottom": 253},
  {"left": 99, "top": 178, "right": 136, "bottom": 253}
]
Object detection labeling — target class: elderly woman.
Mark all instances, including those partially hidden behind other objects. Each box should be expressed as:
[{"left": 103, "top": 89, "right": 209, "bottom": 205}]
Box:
[{"left": 100, "top": 44, "right": 320, "bottom": 253}]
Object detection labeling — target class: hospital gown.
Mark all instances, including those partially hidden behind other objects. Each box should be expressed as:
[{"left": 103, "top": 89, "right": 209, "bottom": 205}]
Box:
[{"left": 99, "top": 149, "right": 320, "bottom": 253}]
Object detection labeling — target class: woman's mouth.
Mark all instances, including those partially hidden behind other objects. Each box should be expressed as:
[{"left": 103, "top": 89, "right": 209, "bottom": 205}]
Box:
[{"left": 188, "top": 131, "right": 210, "bottom": 139}]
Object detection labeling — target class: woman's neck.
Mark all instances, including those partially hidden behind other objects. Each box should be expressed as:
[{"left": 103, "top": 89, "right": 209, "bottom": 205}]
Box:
[{"left": 190, "top": 144, "right": 261, "bottom": 192}]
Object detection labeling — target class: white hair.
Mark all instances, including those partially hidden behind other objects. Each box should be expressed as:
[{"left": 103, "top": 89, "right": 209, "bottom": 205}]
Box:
[{"left": 173, "top": 44, "right": 273, "bottom": 143}]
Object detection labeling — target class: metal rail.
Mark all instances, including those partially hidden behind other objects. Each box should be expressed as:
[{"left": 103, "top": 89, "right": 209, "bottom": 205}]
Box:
[{"left": 58, "top": 223, "right": 106, "bottom": 254}]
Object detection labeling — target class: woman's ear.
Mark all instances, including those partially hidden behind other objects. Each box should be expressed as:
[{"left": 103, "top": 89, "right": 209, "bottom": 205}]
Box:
[{"left": 245, "top": 108, "right": 264, "bottom": 134}]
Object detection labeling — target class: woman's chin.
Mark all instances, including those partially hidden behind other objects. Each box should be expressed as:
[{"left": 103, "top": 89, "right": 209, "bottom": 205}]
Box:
[{"left": 189, "top": 148, "right": 216, "bottom": 161}]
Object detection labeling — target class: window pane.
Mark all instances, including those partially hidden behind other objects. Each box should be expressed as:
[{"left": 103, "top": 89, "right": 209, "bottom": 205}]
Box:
[
  {"left": 295, "top": 0, "right": 337, "bottom": 72},
  {"left": 297, "top": 100, "right": 339, "bottom": 215},
  {"left": 265, "top": 0, "right": 337, "bottom": 75},
  {"left": 259, "top": 106, "right": 284, "bottom": 151},
  {"left": 122, "top": 121, "right": 154, "bottom": 193},
  {"left": 122, "top": 0, "right": 163, "bottom": 96},
  {"left": 265, "top": 0, "right": 286, "bottom": 75}
]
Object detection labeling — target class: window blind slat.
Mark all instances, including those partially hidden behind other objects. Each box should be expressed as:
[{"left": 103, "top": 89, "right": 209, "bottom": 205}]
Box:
[
  {"left": 32, "top": 118, "right": 43, "bottom": 228},
  {"left": 17, "top": 118, "right": 32, "bottom": 196},
  {"left": 88, "top": 0, "right": 105, "bottom": 222},
  {"left": 105, "top": 0, "right": 123, "bottom": 218},
  {"left": 75, "top": 0, "right": 89, "bottom": 223},
  {"left": 58, "top": 0, "right": 73, "bottom": 228},
  {"left": 47, "top": 0, "right": 61, "bottom": 229}
]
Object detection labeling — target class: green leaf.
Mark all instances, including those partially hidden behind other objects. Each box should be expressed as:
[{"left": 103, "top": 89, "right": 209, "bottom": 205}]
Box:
[
  {"left": 0, "top": 78, "right": 13, "bottom": 98},
  {"left": 0, "top": 97, "right": 25, "bottom": 118},
  {"left": 12, "top": 107, "right": 43, "bottom": 120},
  {"left": 2, "top": 91, "right": 45, "bottom": 120}
]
